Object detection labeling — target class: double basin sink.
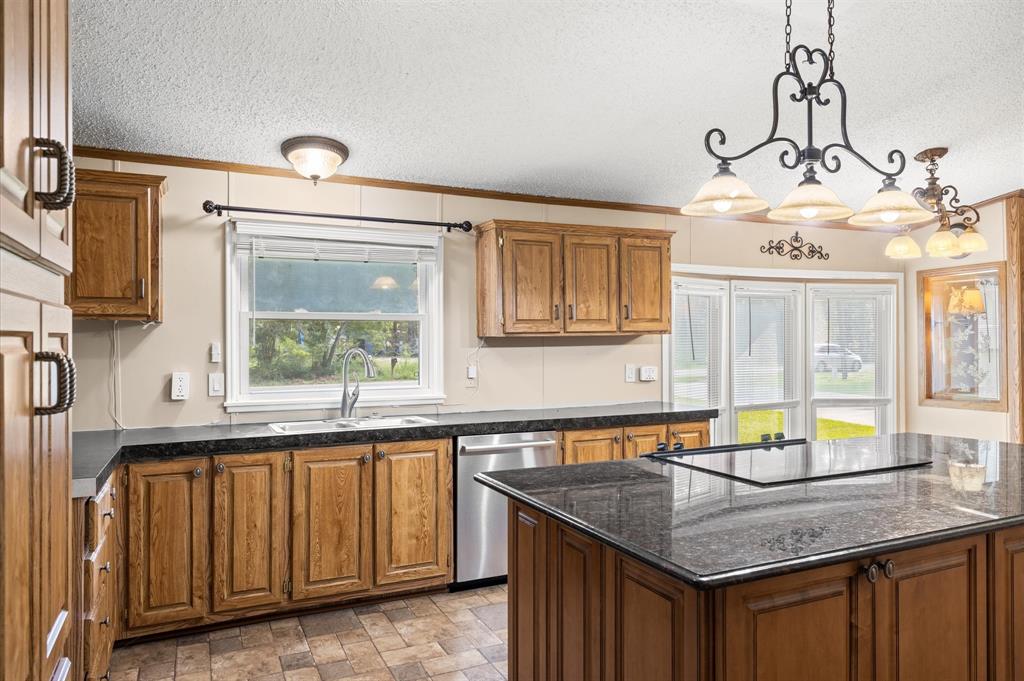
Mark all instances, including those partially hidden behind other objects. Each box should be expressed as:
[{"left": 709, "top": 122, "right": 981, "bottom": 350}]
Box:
[{"left": 269, "top": 415, "right": 437, "bottom": 434}]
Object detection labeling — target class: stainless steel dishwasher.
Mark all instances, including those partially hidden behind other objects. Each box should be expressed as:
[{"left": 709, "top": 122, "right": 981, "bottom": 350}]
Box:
[{"left": 454, "top": 431, "right": 558, "bottom": 586}]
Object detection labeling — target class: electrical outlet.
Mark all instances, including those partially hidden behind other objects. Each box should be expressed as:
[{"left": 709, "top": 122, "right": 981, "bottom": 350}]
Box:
[
  {"left": 466, "top": 365, "right": 478, "bottom": 380},
  {"left": 624, "top": 364, "right": 637, "bottom": 383},
  {"left": 170, "top": 372, "right": 190, "bottom": 400},
  {"left": 208, "top": 372, "right": 225, "bottom": 396},
  {"left": 210, "top": 341, "right": 222, "bottom": 364},
  {"left": 640, "top": 366, "right": 658, "bottom": 382}
]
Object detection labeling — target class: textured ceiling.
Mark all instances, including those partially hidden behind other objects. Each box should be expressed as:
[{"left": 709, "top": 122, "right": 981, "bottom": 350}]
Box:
[{"left": 72, "top": 0, "right": 1024, "bottom": 209}]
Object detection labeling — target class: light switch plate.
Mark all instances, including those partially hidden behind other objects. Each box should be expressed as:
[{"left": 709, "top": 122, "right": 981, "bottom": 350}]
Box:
[
  {"left": 625, "top": 364, "right": 637, "bottom": 383},
  {"left": 170, "top": 372, "right": 190, "bottom": 400},
  {"left": 210, "top": 341, "right": 222, "bottom": 364},
  {"left": 640, "top": 366, "right": 658, "bottom": 382},
  {"left": 208, "top": 372, "right": 225, "bottom": 397}
]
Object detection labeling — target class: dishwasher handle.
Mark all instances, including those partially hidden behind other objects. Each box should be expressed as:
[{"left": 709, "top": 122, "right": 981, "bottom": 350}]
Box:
[{"left": 459, "top": 439, "right": 558, "bottom": 456}]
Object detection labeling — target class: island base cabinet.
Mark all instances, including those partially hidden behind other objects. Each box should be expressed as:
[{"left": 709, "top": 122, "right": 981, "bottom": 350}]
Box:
[
  {"left": 509, "top": 503, "right": 548, "bottom": 681},
  {"left": 992, "top": 525, "right": 1024, "bottom": 681}
]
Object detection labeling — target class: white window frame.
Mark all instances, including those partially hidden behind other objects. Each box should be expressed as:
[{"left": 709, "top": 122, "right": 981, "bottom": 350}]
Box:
[{"left": 224, "top": 219, "right": 445, "bottom": 413}]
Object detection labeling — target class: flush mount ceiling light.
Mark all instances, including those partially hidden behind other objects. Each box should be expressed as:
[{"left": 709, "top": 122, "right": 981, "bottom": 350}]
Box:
[
  {"left": 681, "top": 0, "right": 927, "bottom": 230},
  {"left": 913, "top": 147, "right": 986, "bottom": 258},
  {"left": 280, "top": 136, "right": 350, "bottom": 185}
]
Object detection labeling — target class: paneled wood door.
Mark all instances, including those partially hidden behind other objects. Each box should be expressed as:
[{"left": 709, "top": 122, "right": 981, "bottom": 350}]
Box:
[
  {"left": 718, "top": 560, "right": 870, "bottom": 681},
  {"left": 67, "top": 170, "right": 164, "bottom": 320},
  {"left": 623, "top": 424, "right": 667, "bottom": 458},
  {"left": 211, "top": 453, "right": 287, "bottom": 612},
  {"left": 668, "top": 421, "right": 710, "bottom": 451},
  {"left": 872, "top": 535, "right": 987, "bottom": 681},
  {"left": 564, "top": 235, "right": 618, "bottom": 333},
  {"left": 501, "top": 230, "right": 563, "bottom": 334},
  {"left": 561, "top": 428, "right": 622, "bottom": 464},
  {"left": 619, "top": 237, "right": 670, "bottom": 333},
  {"left": 992, "top": 525, "right": 1024, "bottom": 681},
  {"left": 374, "top": 439, "right": 451, "bottom": 585},
  {"left": 509, "top": 502, "right": 548, "bottom": 681},
  {"left": 37, "top": 0, "right": 72, "bottom": 273},
  {"left": 126, "top": 459, "right": 209, "bottom": 629},
  {"left": 547, "top": 523, "right": 603, "bottom": 681},
  {"left": 603, "top": 549, "right": 700, "bottom": 681},
  {"left": 292, "top": 446, "right": 374, "bottom": 601}
]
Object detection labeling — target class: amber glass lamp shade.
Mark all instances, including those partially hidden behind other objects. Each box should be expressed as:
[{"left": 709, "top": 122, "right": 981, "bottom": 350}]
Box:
[
  {"left": 681, "top": 170, "right": 769, "bottom": 216},
  {"left": 925, "top": 226, "right": 962, "bottom": 257},
  {"left": 766, "top": 181, "right": 853, "bottom": 222},
  {"left": 849, "top": 185, "right": 934, "bottom": 227},
  {"left": 884, "top": 230, "right": 922, "bottom": 259},
  {"left": 957, "top": 225, "right": 988, "bottom": 253}
]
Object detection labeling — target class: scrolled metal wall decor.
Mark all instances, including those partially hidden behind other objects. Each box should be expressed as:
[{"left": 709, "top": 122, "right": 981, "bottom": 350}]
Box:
[{"left": 760, "top": 231, "right": 830, "bottom": 261}]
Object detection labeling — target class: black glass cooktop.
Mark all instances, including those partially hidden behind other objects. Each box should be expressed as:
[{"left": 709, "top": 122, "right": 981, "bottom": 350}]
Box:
[{"left": 651, "top": 438, "right": 933, "bottom": 487}]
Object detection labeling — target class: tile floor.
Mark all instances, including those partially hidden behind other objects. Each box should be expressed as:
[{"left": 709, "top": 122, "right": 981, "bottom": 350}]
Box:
[{"left": 109, "top": 585, "right": 509, "bottom": 681}]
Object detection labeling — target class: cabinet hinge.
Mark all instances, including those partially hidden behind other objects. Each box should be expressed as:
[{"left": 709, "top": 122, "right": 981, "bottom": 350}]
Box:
[
  {"left": 498, "top": 236, "right": 504, "bottom": 247},
  {"left": 284, "top": 455, "right": 293, "bottom": 473},
  {"left": 283, "top": 578, "right": 292, "bottom": 594}
]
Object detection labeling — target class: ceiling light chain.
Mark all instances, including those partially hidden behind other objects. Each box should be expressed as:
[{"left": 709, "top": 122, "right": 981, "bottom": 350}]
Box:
[
  {"left": 826, "top": 0, "right": 836, "bottom": 78},
  {"left": 784, "top": 0, "right": 793, "bottom": 70}
]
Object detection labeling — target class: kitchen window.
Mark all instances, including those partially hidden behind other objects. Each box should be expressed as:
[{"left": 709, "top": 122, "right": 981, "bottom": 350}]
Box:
[{"left": 225, "top": 220, "right": 444, "bottom": 412}]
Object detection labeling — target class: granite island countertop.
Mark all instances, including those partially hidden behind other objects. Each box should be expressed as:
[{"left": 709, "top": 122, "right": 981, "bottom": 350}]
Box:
[
  {"left": 72, "top": 401, "right": 717, "bottom": 497},
  {"left": 476, "top": 433, "right": 1024, "bottom": 589}
]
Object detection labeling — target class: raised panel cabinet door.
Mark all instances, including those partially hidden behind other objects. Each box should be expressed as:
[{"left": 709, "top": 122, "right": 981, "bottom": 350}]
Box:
[
  {"left": 501, "top": 229, "right": 563, "bottom": 334},
  {"left": 668, "top": 421, "right": 710, "bottom": 451},
  {"left": 510, "top": 502, "right": 547, "bottom": 681},
  {"left": 717, "top": 560, "right": 870, "bottom": 681},
  {"left": 211, "top": 453, "right": 287, "bottom": 612},
  {"left": 619, "top": 237, "right": 670, "bottom": 333},
  {"left": 126, "top": 459, "right": 209, "bottom": 629},
  {"left": 547, "top": 523, "right": 603, "bottom": 681},
  {"left": 374, "top": 439, "right": 451, "bottom": 585},
  {"left": 603, "top": 549, "right": 700, "bottom": 681},
  {"left": 0, "top": 293, "right": 40, "bottom": 681},
  {"left": 623, "top": 424, "right": 667, "bottom": 458},
  {"left": 872, "top": 535, "right": 987, "bottom": 681},
  {"left": 292, "top": 446, "right": 373, "bottom": 601},
  {"left": 561, "top": 428, "right": 622, "bottom": 464},
  {"left": 564, "top": 235, "right": 618, "bottom": 333},
  {"left": 67, "top": 170, "right": 164, "bottom": 320},
  {"left": 992, "top": 526, "right": 1024, "bottom": 681}
]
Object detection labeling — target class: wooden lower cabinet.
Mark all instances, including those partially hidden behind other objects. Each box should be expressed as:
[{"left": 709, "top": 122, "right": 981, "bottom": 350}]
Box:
[
  {"left": 126, "top": 459, "right": 209, "bottom": 629},
  {"left": 668, "top": 421, "right": 709, "bottom": 450},
  {"left": 623, "top": 424, "right": 667, "bottom": 458},
  {"left": 992, "top": 525, "right": 1024, "bottom": 681},
  {"left": 292, "top": 446, "right": 374, "bottom": 600},
  {"left": 563, "top": 421, "right": 709, "bottom": 463},
  {"left": 374, "top": 439, "right": 452, "bottom": 585},
  {"left": 509, "top": 503, "right": 548, "bottom": 681},
  {"left": 211, "top": 453, "right": 288, "bottom": 612},
  {"left": 547, "top": 524, "right": 603, "bottom": 681},
  {"left": 561, "top": 427, "right": 623, "bottom": 464}
]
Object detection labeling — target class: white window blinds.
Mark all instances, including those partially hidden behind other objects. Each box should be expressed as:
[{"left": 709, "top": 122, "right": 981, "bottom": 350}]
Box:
[
  {"left": 670, "top": 280, "right": 725, "bottom": 409},
  {"left": 732, "top": 286, "right": 800, "bottom": 407}
]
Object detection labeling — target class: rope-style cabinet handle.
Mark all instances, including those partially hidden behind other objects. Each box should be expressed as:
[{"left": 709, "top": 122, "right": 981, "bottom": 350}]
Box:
[
  {"left": 34, "top": 352, "right": 77, "bottom": 415},
  {"left": 34, "top": 137, "right": 76, "bottom": 210}
]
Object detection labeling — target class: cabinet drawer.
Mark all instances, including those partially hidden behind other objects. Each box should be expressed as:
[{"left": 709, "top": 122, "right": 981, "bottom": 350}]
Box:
[
  {"left": 86, "top": 480, "right": 116, "bottom": 553},
  {"left": 84, "top": 539, "right": 113, "bottom": 618},
  {"left": 84, "top": 583, "right": 115, "bottom": 681}
]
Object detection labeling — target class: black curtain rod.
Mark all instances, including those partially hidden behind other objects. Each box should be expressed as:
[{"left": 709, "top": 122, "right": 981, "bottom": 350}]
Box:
[{"left": 201, "top": 200, "right": 473, "bottom": 233}]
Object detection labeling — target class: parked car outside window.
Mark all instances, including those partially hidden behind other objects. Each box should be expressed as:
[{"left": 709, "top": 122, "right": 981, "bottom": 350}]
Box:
[{"left": 813, "top": 343, "right": 862, "bottom": 376}]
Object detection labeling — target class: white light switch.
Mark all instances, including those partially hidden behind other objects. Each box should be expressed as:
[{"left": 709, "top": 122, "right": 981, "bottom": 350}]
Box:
[
  {"left": 625, "top": 364, "right": 637, "bottom": 383},
  {"left": 210, "top": 341, "right": 222, "bottom": 363},
  {"left": 170, "top": 372, "right": 190, "bottom": 400},
  {"left": 466, "top": 365, "right": 478, "bottom": 380},
  {"left": 640, "top": 366, "right": 658, "bottom": 382},
  {"left": 208, "top": 372, "right": 225, "bottom": 396}
]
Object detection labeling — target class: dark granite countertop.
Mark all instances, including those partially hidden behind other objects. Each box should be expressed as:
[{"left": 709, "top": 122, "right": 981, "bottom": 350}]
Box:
[
  {"left": 476, "top": 433, "right": 1024, "bottom": 589},
  {"left": 71, "top": 402, "right": 717, "bottom": 497}
]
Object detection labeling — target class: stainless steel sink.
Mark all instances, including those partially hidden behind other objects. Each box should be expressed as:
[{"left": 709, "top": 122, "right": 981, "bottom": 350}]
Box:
[{"left": 269, "top": 415, "right": 436, "bottom": 434}]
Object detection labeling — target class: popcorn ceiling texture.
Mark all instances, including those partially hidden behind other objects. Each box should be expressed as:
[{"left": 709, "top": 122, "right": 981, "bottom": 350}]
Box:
[{"left": 71, "top": 0, "right": 1023, "bottom": 208}]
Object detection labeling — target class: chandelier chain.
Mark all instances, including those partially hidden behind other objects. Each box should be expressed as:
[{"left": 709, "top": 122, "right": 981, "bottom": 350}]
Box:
[
  {"left": 784, "top": 0, "right": 792, "bottom": 70},
  {"left": 827, "top": 0, "right": 836, "bottom": 77}
]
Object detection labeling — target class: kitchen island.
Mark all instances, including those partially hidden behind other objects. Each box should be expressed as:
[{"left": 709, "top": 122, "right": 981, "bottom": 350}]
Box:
[{"left": 476, "top": 433, "right": 1024, "bottom": 681}]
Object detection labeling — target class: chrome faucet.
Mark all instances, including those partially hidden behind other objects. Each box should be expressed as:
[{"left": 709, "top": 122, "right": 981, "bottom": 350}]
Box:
[{"left": 339, "top": 347, "right": 377, "bottom": 418}]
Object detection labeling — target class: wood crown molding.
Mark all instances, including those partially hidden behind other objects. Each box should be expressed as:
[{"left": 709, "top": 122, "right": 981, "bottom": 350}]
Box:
[{"left": 73, "top": 146, "right": 1022, "bottom": 232}]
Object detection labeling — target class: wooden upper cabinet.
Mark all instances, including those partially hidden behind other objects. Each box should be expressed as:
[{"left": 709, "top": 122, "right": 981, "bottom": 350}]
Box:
[
  {"left": 126, "top": 459, "right": 209, "bottom": 629},
  {"left": 561, "top": 428, "right": 622, "bottom": 464},
  {"left": 564, "top": 235, "right": 618, "bottom": 333},
  {"left": 501, "top": 229, "right": 563, "bottom": 334},
  {"left": 476, "top": 220, "right": 672, "bottom": 337},
  {"left": 292, "top": 446, "right": 374, "bottom": 601},
  {"left": 67, "top": 169, "right": 165, "bottom": 321},
  {"left": 620, "top": 237, "right": 670, "bottom": 333},
  {"left": 374, "top": 439, "right": 451, "bottom": 585},
  {"left": 211, "top": 453, "right": 287, "bottom": 613},
  {"left": 623, "top": 424, "right": 667, "bottom": 458}
]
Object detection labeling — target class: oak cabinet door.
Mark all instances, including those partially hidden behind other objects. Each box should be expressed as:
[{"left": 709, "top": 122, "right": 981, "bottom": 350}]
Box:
[
  {"left": 374, "top": 439, "right": 451, "bottom": 585},
  {"left": 623, "top": 424, "right": 667, "bottom": 458},
  {"left": 561, "top": 428, "right": 622, "bottom": 464},
  {"left": 509, "top": 502, "right": 548, "bottom": 681},
  {"left": 718, "top": 560, "right": 870, "bottom": 681},
  {"left": 126, "top": 459, "right": 209, "bottom": 629},
  {"left": 619, "top": 237, "right": 670, "bottom": 333},
  {"left": 292, "top": 446, "right": 373, "bottom": 601},
  {"left": 992, "top": 526, "right": 1024, "bottom": 681},
  {"left": 211, "top": 453, "right": 287, "bottom": 612},
  {"left": 667, "top": 421, "right": 710, "bottom": 451},
  {"left": 67, "top": 170, "right": 164, "bottom": 321},
  {"left": 564, "top": 235, "right": 618, "bottom": 333},
  {"left": 501, "top": 230, "right": 563, "bottom": 334},
  {"left": 872, "top": 536, "right": 987, "bottom": 681},
  {"left": 547, "top": 523, "right": 602, "bottom": 681}
]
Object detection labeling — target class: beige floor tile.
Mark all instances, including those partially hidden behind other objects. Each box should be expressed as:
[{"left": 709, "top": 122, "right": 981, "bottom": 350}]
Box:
[
  {"left": 270, "top": 617, "right": 301, "bottom": 631},
  {"left": 372, "top": 635, "right": 408, "bottom": 653},
  {"left": 337, "top": 628, "right": 372, "bottom": 645},
  {"left": 307, "top": 634, "right": 347, "bottom": 664},
  {"left": 343, "top": 641, "right": 387, "bottom": 673},
  {"left": 210, "top": 644, "right": 282, "bottom": 680},
  {"left": 405, "top": 598, "right": 442, "bottom": 618},
  {"left": 428, "top": 672, "right": 467, "bottom": 681},
  {"left": 421, "top": 650, "right": 487, "bottom": 676},
  {"left": 343, "top": 671, "right": 396, "bottom": 681},
  {"left": 492, "top": 659, "right": 508, "bottom": 679},
  {"left": 209, "top": 627, "right": 241, "bottom": 641},
  {"left": 437, "top": 637, "right": 475, "bottom": 655},
  {"left": 111, "top": 640, "right": 177, "bottom": 671},
  {"left": 273, "top": 626, "right": 310, "bottom": 655},
  {"left": 240, "top": 622, "right": 276, "bottom": 648},
  {"left": 379, "top": 599, "right": 407, "bottom": 611},
  {"left": 431, "top": 594, "right": 489, "bottom": 614},
  {"left": 138, "top": 661, "right": 175, "bottom": 681},
  {"left": 176, "top": 642, "right": 212, "bottom": 674},
  {"left": 393, "top": 615, "right": 463, "bottom": 646},
  {"left": 176, "top": 672, "right": 212, "bottom": 681},
  {"left": 359, "top": 612, "right": 399, "bottom": 639},
  {"left": 463, "top": 663, "right": 503, "bottom": 681},
  {"left": 110, "top": 670, "right": 139, "bottom": 681},
  {"left": 379, "top": 642, "right": 445, "bottom": 667},
  {"left": 283, "top": 669, "right": 321, "bottom": 681}
]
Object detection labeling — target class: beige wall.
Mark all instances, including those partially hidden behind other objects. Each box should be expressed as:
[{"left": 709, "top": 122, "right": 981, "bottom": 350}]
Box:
[
  {"left": 72, "top": 156, "right": 900, "bottom": 430},
  {"left": 901, "top": 201, "right": 1013, "bottom": 441}
]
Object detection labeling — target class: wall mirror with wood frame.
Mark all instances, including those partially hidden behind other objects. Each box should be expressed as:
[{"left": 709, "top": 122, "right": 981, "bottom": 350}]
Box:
[{"left": 919, "top": 261, "right": 1007, "bottom": 411}]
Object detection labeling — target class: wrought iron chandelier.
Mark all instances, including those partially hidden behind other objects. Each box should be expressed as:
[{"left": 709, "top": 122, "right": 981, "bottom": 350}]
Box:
[{"left": 681, "top": 0, "right": 933, "bottom": 229}]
